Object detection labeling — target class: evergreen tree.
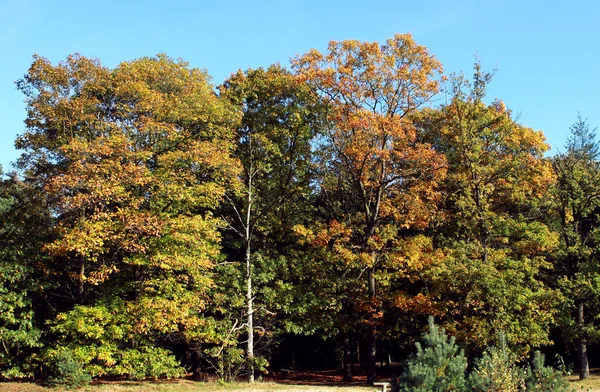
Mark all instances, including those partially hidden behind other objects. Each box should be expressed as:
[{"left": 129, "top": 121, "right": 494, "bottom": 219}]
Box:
[
  {"left": 524, "top": 351, "right": 573, "bottom": 392},
  {"left": 551, "top": 115, "right": 600, "bottom": 379},
  {"left": 401, "top": 317, "right": 468, "bottom": 392}
]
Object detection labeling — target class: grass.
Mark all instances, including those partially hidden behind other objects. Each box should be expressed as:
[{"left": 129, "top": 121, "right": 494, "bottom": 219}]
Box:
[
  {"left": 0, "top": 380, "right": 375, "bottom": 392},
  {"left": 568, "top": 373, "right": 600, "bottom": 391},
  {"left": 5, "top": 372, "right": 599, "bottom": 392}
]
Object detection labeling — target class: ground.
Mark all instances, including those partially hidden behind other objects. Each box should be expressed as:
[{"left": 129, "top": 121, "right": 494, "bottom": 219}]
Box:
[
  {"left": 0, "top": 380, "right": 372, "bottom": 392},
  {"left": 2, "top": 369, "right": 600, "bottom": 391},
  {"left": 566, "top": 373, "right": 600, "bottom": 391}
]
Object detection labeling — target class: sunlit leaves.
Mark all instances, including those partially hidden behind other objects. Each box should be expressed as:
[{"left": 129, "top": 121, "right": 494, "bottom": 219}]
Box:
[
  {"left": 46, "top": 301, "right": 186, "bottom": 378},
  {"left": 416, "top": 66, "right": 559, "bottom": 350},
  {"left": 293, "top": 35, "right": 447, "bottom": 382},
  {"left": 4, "top": 38, "right": 579, "bottom": 381},
  {"left": 294, "top": 32, "right": 446, "bottom": 253},
  {"left": 16, "top": 53, "right": 241, "bottom": 377},
  {"left": 0, "top": 174, "right": 46, "bottom": 378},
  {"left": 219, "top": 65, "right": 317, "bottom": 379}
]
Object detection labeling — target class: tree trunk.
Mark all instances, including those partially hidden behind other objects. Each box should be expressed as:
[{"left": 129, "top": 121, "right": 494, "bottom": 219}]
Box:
[
  {"left": 190, "top": 347, "right": 201, "bottom": 379},
  {"left": 578, "top": 302, "right": 589, "bottom": 380},
  {"left": 343, "top": 331, "right": 353, "bottom": 382},
  {"left": 246, "top": 238, "right": 254, "bottom": 383},
  {"left": 366, "top": 268, "right": 377, "bottom": 385},
  {"left": 245, "top": 158, "right": 255, "bottom": 384}
]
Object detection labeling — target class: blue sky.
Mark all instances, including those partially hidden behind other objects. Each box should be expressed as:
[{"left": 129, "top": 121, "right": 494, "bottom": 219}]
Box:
[{"left": 1, "top": 0, "right": 599, "bottom": 171}]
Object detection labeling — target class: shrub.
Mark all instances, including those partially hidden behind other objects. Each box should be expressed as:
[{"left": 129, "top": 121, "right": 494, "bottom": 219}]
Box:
[
  {"left": 47, "top": 350, "right": 91, "bottom": 389},
  {"left": 524, "top": 351, "right": 573, "bottom": 392},
  {"left": 400, "top": 320, "right": 573, "bottom": 392},
  {"left": 45, "top": 303, "right": 186, "bottom": 380},
  {"left": 204, "top": 346, "right": 246, "bottom": 382},
  {"left": 469, "top": 336, "right": 525, "bottom": 392},
  {"left": 401, "top": 317, "right": 468, "bottom": 392}
]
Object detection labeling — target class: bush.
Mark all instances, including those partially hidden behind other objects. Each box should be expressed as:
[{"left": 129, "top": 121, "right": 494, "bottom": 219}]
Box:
[
  {"left": 524, "top": 351, "right": 573, "bottom": 392},
  {"left": 46, "top": 303, "right": 186, "bottom": 380},
  {"left": 112, "top": 346, "right": 186, "bottom": 380},
  {"left": 399, "top": 319, "right": 572, "bottom": 392},
  {"left": 469, "top": 336, "right": 525, "bottom": 392},
  {"left": 47, "top": 350, "right": 91, "bottom": 389},
  {"left": 401, "top": 317, "right": 468, "bottom": 392}
]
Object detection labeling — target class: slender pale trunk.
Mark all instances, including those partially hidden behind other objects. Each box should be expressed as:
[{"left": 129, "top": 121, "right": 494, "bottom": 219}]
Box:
[
  {"left": 366, "top": 266, "right": 377, "bottom": 385},
  {"left": 246, "top": 159, "right": 255, "bottom": 383},
  {"left": 578, "top": 302, "right": 589, "bottom": 380},
  {"left": 246, "top": 237, "right": 254, "bottom": 382}
]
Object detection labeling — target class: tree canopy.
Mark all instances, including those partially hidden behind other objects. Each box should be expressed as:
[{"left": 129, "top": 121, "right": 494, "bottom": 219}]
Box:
[{"left": 0, "top": 35, "right": 595, "bottom": 386}]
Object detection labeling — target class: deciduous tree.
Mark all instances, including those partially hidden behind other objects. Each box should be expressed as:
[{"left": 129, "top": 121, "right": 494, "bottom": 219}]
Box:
[
  {"left": 219, "top": 65, "right": 317, "bottom": 382},
  {"left": 293, "top": 34, "right": 445, "bottom": 383},
  {"left": 0, "top": 170, "right": 48, "bottom": 378},
  {"left": 16, "top": 54, "right": 240, "bottom": 378},
  {"left": 417, "top": 64, "right": 558, "bottom": 352}
]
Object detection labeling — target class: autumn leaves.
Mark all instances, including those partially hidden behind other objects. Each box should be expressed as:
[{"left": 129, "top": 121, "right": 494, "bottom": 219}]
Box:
[{"left": 1, "top": 34, "right": 578, "bottom": 383}]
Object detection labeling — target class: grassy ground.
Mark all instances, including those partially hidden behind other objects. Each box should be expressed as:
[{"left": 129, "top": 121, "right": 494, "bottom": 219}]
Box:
[
  {"left": 4, "top": 374, "right": 600, "bottom": 392},
  {"left": 0, "top": 380, "right": 375, "bottom": 392},
  {"left": 568, "top": 373, "right": 600, "bottom": 391}
]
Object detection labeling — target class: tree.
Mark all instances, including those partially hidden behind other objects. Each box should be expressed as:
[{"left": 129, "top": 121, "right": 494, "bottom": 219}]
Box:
[
  {"left": 15, "top": 54, "right": 241, "bottom": 378},
  {"left": 415, "top": 64, "right": 558, "bottom": 352},
  {"left": 401, "top": 317, "right": 468, "bottom": 392},
  {"left": 289, "top": 218, "right": 377, "bottom": 380},
  {"left": 293, "top": 34, "right": 446, "bottom": 383},
  {"left": 0, "top": 170, "right": 48, "bottom": 379},
  {"left": 219, "top": 65, "right": 317, "bottom": 382},
  {"left": 551, "top": 115, "right": 600, "bottom": 379}
]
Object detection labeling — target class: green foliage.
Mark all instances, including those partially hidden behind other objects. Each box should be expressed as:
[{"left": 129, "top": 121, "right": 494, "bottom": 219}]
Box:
[
  {"left": 401, "top": 317, "right": 468, "bottom": 392},
  {"left": 47, "top": 350, "right": 91, "bottom": 389},
  {"left": 0, "top": 256, "right": 42, "bottom": 379},
  {"left": 469, "top": 336, "right": 525, "bottom": 392},
  {"left": 0, "top": 41, "right": 594, "bottom": 384},
  {"left": 0, "top": 173, "right": 47, "bottom": 379},
  {"left": 401, "top": 321, "right": 572, "bottom": 392},
  {"left": 524, "top": 351, "right": 573, "bottom": 392},
  {"left": 219, "top": 65, "right": 318, "bottom": 381},
  {"left": 45, "top": 301, "right": 185, "bottom": 379},
  {"left": 424, "top": 242, "right": 558, "bottom": 350},
  {"left": 416, "top": 63, "right": 558, "bottom": 350},
  {"left": 112, "top": 347, "right": 184, "bottom": 380},
  {"left": 14, "top": 53, "right": 242, "bottom": 380},
  {"left": 550, "top": 115, "right": 600, "bottom": 378},
  {"left": 204, "top": 346, "right": 245, "bottom": 382}
]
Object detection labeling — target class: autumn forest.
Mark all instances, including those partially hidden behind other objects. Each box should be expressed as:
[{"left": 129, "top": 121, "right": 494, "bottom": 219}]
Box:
[{"left": 1, "top": 34, "right": 599, "bottom": 390}]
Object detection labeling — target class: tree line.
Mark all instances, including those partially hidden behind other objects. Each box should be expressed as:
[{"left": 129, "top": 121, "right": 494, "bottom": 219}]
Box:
[{"left": 1, "top": 33, "right": 599, "bottom": 386}]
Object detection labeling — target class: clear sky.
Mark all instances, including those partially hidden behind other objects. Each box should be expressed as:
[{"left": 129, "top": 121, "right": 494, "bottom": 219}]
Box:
[{"left": 1, "top": 0, "right": 599, "bottom": 172}]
